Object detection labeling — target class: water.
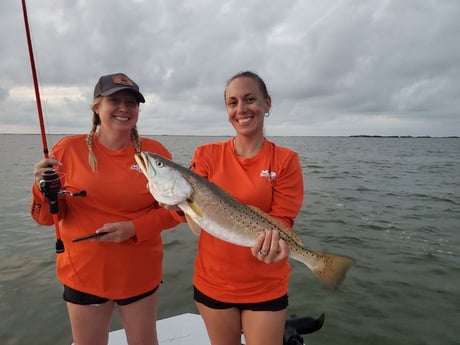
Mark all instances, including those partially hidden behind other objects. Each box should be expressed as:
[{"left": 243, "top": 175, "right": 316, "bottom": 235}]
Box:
[{"left": 1, "top": 134, "right": 459, "bottom": 345}]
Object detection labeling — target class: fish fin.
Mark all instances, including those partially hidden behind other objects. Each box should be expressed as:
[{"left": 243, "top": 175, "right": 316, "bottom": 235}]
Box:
[
  {"left": 185, "top": 214, "right": 201, "bottom": 236},
  {"left": 308, "top": 251, "right": 355, "bottom": 290},
  {"left": 188, "top": 200, "right": 203, "bottom": 217},
  {"left": 248, "top": 205, "right": 304, "bottom": 245}
]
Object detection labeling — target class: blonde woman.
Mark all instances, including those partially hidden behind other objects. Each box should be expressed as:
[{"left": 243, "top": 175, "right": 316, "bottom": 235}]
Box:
[{"left": 31, "top": 73, "right": 183, "bottom": 345}]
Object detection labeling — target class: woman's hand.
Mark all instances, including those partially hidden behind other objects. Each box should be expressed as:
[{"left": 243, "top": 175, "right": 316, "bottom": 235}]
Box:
[
  {"left": 33, "top": 158, "right": 62, "bottom": 187},
  {"left": 94, "top": 221, "right": 136, "bottom": 243},
  {"left": 251, "top": 230, "right": 289, "bottom": 263}
]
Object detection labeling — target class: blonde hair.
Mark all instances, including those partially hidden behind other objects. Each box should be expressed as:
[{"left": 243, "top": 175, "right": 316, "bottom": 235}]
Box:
[{"left": 86, "top": 97, "right": 142, "bottom": 172}]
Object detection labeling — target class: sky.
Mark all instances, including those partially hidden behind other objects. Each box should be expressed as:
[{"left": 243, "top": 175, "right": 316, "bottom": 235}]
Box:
[{"left": 1, "top": 0, "right": 459, "bottom": 137}]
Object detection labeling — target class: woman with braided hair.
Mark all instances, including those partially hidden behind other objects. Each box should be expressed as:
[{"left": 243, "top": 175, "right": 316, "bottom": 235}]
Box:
[{"left": 30, "top": 73, "right": 183, "bottom": 345}]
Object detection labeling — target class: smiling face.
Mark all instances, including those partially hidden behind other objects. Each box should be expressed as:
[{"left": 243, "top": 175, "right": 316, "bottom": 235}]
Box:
[
  {"left": 224, "top": 76, "right": 271, "bottom": 137},
  {"left": 94, "top": 90, "right": 140, "bottom": 134}
]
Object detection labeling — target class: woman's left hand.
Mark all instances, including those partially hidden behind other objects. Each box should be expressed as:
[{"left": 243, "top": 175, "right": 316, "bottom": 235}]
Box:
[
  {"left": 251, "top": 230, "right": 289, "bottom": 263},
  {"left": 94, "top": 221, "right": 136, "bottom": 243}
]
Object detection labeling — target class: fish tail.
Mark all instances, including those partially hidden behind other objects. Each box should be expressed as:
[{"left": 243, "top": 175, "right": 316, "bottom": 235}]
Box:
[{"left": 310, "top": 252, "right": 355, "bottom": 290}]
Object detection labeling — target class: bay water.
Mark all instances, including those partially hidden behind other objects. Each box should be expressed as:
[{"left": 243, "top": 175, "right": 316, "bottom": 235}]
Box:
[{"left": 0, "top": 134, "right": 459, "bottom": 345}]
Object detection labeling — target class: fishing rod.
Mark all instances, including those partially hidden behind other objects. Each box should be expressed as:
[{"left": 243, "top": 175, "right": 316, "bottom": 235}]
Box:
[{"left": 21, "top": 0, "right": 64, "bottom": 253}]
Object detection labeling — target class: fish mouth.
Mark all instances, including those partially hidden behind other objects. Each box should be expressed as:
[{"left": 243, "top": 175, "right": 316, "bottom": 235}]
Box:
[{"left": 134, "top": 152, "right": 151, "bottom": 177}]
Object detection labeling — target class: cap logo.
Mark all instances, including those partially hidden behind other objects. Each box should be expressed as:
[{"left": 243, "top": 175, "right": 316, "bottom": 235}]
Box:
[{"left": 112, "top": 74, "right": 134, "bottom": 86}]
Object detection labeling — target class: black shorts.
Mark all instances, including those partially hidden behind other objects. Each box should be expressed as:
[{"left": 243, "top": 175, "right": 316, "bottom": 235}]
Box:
[
  {"left": 193, "top": 286, "right": 288, "bottom": 311},
  {"left": 63, "top": 285, "right": 159, "bottom": 306}
]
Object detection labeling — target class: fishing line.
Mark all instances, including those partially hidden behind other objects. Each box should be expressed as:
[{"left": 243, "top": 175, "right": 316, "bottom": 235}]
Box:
[{"left": 21, "top": 0, "right": 64, "bottom": 253}]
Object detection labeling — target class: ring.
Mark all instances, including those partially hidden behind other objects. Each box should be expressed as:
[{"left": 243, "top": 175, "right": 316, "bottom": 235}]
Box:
[{"left": 258, "top": 250, "right": 268, "bottom": 256}]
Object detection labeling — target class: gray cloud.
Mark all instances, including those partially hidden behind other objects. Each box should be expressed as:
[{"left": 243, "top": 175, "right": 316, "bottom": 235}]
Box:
[{"left": 2, "top": 0, "right": 459, "bottom": 136}]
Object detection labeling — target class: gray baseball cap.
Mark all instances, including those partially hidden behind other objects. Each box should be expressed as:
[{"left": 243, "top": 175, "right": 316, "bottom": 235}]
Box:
[{"left": 93, "top": 73, "right": 145, "bottom": 103}]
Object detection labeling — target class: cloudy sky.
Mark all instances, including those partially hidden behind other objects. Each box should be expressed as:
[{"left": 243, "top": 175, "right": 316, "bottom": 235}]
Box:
[{"left": 2, "top": 0, "right": 459, "bottom": 137}]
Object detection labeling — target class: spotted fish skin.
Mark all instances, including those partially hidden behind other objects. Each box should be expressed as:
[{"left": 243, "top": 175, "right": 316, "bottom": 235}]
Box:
[{"left": 134, "top": 152, "right": 355, "bottom": 289}]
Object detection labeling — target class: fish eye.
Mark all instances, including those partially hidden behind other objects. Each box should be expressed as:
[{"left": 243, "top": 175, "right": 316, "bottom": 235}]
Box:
[{"left": 155, "top": 160, "right": 164, "bottom": 168}]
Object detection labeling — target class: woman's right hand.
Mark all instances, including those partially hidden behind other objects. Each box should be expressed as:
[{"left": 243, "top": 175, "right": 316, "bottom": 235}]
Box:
[
  {"left": 33, "top": 158, "right": 62, "bottom": 187},
  {"left": 251, "top": 230, "right": 289, "bottom": 264}
]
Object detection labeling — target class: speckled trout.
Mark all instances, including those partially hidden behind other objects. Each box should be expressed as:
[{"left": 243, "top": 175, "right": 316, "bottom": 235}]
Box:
[{"left": 134, "top": 152, "right": 355, "bottom": 289}]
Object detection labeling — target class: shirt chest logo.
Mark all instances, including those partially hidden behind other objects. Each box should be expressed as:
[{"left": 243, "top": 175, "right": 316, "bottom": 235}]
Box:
[
  {"left": 260, "top": 169, "right": 277, "bottom": 182},
  {"left": 131, "top": 163, "right": 142, "bottom": 172}
]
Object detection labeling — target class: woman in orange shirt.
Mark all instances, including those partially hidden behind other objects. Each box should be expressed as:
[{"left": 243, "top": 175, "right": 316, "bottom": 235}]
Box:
[
  {"left": 31, "top": 73, "right": 182, "bottom": 345},
  {"left": 190, "top": 71, "right": 304, "bottom": 345}
]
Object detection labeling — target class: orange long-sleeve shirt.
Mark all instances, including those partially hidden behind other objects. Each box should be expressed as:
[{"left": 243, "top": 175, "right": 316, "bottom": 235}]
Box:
[
  {"left": 31, "top": 135, "right": 182, "bottom": 299},
  {"left": 190, "top": 138, "right": 304, "bottom": 303}
]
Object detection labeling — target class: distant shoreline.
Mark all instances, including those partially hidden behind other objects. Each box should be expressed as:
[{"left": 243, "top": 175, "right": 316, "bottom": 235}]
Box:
[
  {"left": 348, "top": 135, "right": 459, "bottom": 138},
  {"left": 0, "top": 133, "right": 458, "bottom": 138}
]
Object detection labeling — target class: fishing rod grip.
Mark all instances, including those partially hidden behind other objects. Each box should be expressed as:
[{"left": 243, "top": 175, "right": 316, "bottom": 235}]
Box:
[
  {"left": 41, "top": 172, "right": 65, "bottom": 254},
  {"left": 55, "top": 238, "right": 64, "bottom": 254},
  {"left": 52, "top": 213, "right": 64, "bottom": 254}
]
